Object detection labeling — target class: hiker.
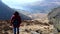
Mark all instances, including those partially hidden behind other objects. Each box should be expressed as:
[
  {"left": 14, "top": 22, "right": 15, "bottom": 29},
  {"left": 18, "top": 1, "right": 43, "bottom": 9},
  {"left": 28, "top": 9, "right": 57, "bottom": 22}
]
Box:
[{"left": 11, "top": 11, "right": 21, "bottom": 34}]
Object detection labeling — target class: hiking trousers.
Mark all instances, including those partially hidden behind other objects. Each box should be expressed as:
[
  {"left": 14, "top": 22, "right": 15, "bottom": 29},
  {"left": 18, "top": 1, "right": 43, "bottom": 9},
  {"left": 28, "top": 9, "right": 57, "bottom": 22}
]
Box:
[{"left": 13, "top": 27, "right": 19, "bottom": 34}]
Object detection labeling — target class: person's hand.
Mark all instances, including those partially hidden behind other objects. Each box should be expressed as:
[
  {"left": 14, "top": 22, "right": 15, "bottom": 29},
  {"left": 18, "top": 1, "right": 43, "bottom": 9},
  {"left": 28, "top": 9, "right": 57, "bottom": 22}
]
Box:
[
  {"left": 10, "top": 23, "right": 12, "bottom": 26},
  {"left": 9, "top": 26, "right": 13, "bottom": 28}
]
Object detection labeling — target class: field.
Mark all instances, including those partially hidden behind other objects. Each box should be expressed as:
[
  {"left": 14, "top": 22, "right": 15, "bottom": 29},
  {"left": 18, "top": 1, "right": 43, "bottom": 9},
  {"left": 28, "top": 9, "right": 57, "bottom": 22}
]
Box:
[{"left": 0, "top": 20, "right": 59, "bottom": 34}]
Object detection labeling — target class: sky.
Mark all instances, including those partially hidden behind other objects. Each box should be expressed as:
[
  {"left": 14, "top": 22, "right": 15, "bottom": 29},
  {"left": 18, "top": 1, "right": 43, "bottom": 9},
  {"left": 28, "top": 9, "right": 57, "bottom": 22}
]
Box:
[{"left": 1, "top": 0, "right": 60, "bottom": 13}]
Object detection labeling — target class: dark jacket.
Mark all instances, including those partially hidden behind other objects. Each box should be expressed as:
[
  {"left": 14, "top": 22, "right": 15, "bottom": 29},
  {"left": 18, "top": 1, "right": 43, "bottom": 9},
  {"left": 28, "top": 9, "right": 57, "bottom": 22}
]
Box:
[{"left": 11, "top": 15, "right": 21, "bottom": 28}]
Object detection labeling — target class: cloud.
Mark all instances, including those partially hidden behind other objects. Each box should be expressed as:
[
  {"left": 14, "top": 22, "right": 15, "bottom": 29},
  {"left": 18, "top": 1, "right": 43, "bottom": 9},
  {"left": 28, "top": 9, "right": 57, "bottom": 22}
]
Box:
[
  {"left": 51, "top": 2, "right": 60, "bottom": 5},
  {"left": 24, "top": 0, "right": 60, "bottom": 13},
  {"left": 1, "top": 0, "right": 60, "bottom": 13},
  {"left": 27, "top": 0, "right": 60, "bottom": 7}
]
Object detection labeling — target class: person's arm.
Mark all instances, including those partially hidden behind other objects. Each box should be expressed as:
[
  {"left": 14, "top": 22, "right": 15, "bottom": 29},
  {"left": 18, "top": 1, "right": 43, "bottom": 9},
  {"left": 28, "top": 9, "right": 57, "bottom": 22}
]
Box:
[
  {"left": 19, "top": 16, "right": 21, "bottom": 23},
  {"left": 18, "top": 16, "right": 22, "bottom": 26},
  {"left": 10, "top": 15, "right": 14, "bottom": 26}
]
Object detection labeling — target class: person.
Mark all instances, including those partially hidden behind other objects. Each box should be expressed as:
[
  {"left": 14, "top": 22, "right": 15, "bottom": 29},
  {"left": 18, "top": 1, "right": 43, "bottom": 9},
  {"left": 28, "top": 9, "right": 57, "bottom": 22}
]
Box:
[{"left": 11, "top": 11, "right": 21, "bottom": 34}]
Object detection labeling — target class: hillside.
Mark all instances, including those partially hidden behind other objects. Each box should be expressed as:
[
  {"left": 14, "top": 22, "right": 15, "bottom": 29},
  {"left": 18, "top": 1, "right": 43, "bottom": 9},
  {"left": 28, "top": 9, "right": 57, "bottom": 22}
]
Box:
[
  {"left": 0, "top": 1, "right": 32, "bottom": 20},
  {"left": 0, "top": 1, "right": 14, "bottom": 20},
  {"left": 0, "top": 20, "right": 55, "bottom": 34}
]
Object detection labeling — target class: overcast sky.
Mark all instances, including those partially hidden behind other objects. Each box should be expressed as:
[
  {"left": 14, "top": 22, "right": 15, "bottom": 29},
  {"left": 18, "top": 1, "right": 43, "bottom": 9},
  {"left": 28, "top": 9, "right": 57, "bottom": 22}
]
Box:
[{"left": 2, "top": 0, "right": 60, "bottom": 13}]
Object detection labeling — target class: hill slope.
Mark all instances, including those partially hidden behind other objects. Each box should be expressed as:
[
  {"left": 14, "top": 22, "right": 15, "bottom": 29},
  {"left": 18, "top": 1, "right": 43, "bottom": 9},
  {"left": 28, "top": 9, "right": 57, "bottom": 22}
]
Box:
[{"left": 0, "top": 1, "right": 32, "bottom": 20}]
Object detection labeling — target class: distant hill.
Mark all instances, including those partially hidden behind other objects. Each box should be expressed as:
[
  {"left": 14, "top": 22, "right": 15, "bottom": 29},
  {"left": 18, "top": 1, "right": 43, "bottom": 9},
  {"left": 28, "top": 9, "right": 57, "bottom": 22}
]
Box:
[
  {"left": 0, "top": 1, "right": 48, "bottom": 20},
  {"left": 13, "top": 9, "right": 32, "bottom": 20},
  {"left": 28, "top": 13, "right": 49, "bottom": 22},
  {"left": 14, "top": 9, "right": 31, "bottom": 15},
  {"left": 0, "top": 1, "right": 14, "bottom": 20},
  {"left": 15, "top": 9, "right": 48, "bottom": 20},
  {"left": 30, "top": 13, "right": 47, "bottom": 19},
  {"left": 0, "top": 1, "right": 32, "bottom": 20}
]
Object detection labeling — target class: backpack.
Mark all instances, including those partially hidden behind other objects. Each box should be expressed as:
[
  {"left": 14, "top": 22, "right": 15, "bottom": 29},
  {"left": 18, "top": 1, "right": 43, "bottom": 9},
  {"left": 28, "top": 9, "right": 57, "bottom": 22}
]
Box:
[{"left": 13, "top": 18, "right": 19, "bottom": 26}]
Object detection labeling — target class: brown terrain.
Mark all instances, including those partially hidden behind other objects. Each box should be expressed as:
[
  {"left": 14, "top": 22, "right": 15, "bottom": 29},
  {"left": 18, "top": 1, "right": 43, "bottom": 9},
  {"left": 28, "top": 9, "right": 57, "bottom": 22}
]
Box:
[
  {"left": 0, "top": 20, "right": 55, "bottom": 34},
  {"left": 0, "top": 13, "right": 60, "bottom": 34}
]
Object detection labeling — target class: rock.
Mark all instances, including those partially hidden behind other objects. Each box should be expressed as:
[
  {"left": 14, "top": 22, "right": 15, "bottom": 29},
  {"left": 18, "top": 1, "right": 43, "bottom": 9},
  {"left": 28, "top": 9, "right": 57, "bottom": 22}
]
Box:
[
  {"left": 35, "top": 30, "right": 42, "bottom": 34},
  {"left": 3, "top": 32, "right": 8, "bottom": 34},
  {"left": 25, "top": 29, "right": 30, "bottom": 33},
  {"left": 31, "top": 31, "right": 40, "bottom": 34}
]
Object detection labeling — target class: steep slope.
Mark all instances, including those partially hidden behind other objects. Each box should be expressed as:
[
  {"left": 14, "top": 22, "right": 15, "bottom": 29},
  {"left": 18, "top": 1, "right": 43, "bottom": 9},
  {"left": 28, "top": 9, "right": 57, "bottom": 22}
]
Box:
[
  {"left": 0, "top": 1, "right": 14, "bottom": 20},
  {"left": 0, "top": 1, "right": 32, "bottom": 20}
]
